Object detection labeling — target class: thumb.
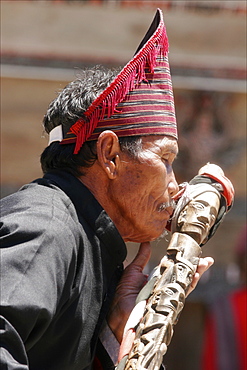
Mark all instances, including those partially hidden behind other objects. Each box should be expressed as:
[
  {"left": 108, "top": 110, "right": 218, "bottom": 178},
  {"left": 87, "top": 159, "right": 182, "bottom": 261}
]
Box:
[{"left": 129, "top": 242, "right": 151, "bottom": 272}]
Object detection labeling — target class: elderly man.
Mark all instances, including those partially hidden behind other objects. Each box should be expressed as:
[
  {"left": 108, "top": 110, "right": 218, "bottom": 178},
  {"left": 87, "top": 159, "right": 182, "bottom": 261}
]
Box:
[{"left": 0, "top": 9, "right": 213, "bottom": 369}]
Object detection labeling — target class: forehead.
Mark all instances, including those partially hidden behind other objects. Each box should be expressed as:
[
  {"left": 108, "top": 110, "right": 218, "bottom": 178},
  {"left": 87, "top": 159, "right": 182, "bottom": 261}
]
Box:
[
  {"left": 141, "top": 135, "right": 179, "bottom": 154},
  {"left": 193, "top": 191, "right": 220, "bottom": 203}
]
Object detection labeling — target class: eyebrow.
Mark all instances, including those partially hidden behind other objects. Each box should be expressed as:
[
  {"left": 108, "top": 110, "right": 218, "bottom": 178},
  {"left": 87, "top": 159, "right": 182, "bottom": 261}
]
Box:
[{"left": 152, "top": 137, "right": 179, "bottom": 156}]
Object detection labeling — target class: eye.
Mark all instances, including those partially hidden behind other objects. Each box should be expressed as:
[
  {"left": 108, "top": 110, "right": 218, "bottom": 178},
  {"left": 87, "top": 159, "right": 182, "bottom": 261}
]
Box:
[
  {"left": 161, "top": 154, "right": 174, "bottom": 165},
  {"left": 192, "top": 202, "right": 205, "bottom": 210},
  {"left": 160, "top": 150, "right": 177, "bottom": 169},
  {"left": 162, "top": 156, "right": 169, "bottom": 163}
]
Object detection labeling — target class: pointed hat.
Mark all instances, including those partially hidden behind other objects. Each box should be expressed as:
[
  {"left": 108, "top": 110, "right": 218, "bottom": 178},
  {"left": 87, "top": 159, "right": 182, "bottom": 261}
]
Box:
[{"left": 60, "top": 9, "right": 177, "bottom": 154}]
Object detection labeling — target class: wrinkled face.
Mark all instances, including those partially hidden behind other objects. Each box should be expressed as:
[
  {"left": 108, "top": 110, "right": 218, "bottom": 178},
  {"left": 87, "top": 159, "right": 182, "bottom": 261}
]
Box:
[
  {"left": 177, "top": 191, "right": 220, "bottom": 244},
  {"left": 110, "top": 136, "right": 179, "bottom": 242}
]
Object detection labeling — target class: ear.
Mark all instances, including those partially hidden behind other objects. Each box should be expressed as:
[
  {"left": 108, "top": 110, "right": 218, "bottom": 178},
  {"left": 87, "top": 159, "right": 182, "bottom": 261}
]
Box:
[{"left": 96, "top": 131, "right": 121, "bottom": 179}]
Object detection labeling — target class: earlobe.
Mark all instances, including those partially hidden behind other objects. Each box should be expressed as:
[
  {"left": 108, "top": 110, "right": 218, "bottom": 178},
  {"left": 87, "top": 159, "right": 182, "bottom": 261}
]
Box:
[
  {"left": 96, "top": 131, "right": 120, "bottom": 179},
  {"left": 105, "top": 160, "right": 117, "bottom": 179}
]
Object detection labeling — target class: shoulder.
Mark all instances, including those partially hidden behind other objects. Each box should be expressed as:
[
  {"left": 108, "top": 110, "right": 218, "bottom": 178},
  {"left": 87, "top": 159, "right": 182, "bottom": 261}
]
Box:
[
  {"left": 1, "top": 179, "right": 76, "bottom": 220},
  {"left": 0, "top": 180, "right": 87, "bottom": 296},
  {"left": 0, "top": 180, "right": 83, "bottom": 250}
]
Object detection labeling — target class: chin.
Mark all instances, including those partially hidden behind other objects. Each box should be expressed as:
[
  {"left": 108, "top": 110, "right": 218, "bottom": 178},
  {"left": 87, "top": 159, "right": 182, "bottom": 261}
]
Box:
[
  {"left": 123, "top": 220, "right": 168, "bottom": 243},
  {"left": 133, "top": 229, "right": 168, "bottom": 243},
  {"left": 148, "top": 223, "right": 169, "bottom": 242}
]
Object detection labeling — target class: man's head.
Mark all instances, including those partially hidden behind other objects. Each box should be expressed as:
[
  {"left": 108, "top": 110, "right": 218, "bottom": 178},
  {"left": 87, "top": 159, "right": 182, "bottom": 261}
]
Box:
[
  {"left": 41, "top": 9, "right": 177, "bottom": 178},
  {"left": 41, "top": 68, "right": 178, "bottom": 243},
  {"left": 40, "top": 9, "right": 179, "bottom": 243}
]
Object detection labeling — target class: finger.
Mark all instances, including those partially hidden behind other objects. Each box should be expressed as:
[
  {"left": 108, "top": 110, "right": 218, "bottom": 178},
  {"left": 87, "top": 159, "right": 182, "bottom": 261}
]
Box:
[
  {"left": 197, "top": 257, "right": 214, "bottom": 276},
  {"left": 129, "top": 242, "right": 151, "bottom": 272},
  {"left": 187, "top": 257, "right": 214, "bottom": 295},
  {"left": 189, "top": 272, "right": 200, "bottom": 292}
]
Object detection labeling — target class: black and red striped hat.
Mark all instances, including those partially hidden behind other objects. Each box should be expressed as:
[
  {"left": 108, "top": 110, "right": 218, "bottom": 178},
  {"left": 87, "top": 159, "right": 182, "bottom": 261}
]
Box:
[{"left": 59, "top": 9, "right": 177, "bottom": 154}]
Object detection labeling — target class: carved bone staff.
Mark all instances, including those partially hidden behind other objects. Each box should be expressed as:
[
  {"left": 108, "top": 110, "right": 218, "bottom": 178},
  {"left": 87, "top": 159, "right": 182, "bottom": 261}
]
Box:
[{"left": 117, "top": 164, "right": 234, "bottom": 370}]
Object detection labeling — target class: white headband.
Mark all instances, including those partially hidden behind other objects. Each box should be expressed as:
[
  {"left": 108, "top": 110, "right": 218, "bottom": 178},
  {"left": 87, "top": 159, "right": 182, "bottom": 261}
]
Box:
[{"left": 48, "top": 125, "right": 63, "bottom": 145}]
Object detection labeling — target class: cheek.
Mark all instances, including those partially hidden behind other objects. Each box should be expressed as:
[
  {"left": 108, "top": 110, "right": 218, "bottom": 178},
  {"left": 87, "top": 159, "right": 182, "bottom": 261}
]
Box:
[
  {"left": 122, "top": 165, "right": 146, "bottom": 188},
  {"left": 115, "top": 169, "right": 145, "bottom": 210},
  {"left": 119, "top": 175, "right": 151, "bottom": 216},
  {"left": 209, "top": 213, "right": 216, "bottom": 227},
  {"left": 119, "top": 161, "right": 168, "bottom": 210}
]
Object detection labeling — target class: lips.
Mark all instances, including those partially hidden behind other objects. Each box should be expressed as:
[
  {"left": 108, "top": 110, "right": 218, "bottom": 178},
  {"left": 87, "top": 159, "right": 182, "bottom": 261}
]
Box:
[
  {"left": 158, "top": 201, "right": 176, "bottom": 216},
  {"left": 158, "top": 203, "right": 167, "bottom": 212},
  {"left": 192, "top": 221, "right": 209, "bottom": 229}
]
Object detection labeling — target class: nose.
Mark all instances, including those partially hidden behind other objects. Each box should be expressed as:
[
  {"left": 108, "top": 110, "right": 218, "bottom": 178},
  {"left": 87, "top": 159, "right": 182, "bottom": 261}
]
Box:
[{"left": 168, "top": 171, "right": 179, "bottom": 197}]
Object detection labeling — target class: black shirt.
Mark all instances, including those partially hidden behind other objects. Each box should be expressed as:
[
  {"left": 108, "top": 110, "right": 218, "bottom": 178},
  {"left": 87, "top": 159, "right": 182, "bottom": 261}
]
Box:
[{"left": 0, "top": 170, "right": 127, "bottom": 369}]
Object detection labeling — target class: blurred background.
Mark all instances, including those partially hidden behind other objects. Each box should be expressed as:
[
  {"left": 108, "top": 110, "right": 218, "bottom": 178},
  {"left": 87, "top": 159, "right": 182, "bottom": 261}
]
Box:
[{"left": 1, "top": 1, "right": 246, "bottom": 369}]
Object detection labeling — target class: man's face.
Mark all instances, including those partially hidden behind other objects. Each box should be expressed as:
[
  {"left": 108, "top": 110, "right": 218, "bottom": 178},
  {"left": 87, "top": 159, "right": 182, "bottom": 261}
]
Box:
[
  {"left": 110, "top": 135, "right": 179, "bottom": 242},
  {"left": 177, "top": 191, "right": 220, "bottom": 244}
]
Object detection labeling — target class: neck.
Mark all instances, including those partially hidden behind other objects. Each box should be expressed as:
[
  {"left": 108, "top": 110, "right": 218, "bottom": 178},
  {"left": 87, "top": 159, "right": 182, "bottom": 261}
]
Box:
[{"left": 78, "top": 164, "right": 132, "bottom": 242}]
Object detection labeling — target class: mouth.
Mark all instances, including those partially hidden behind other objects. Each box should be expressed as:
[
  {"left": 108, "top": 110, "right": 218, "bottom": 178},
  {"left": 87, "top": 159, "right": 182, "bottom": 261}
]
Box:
[
  {"left": 158, "top": 200, "right": 176, "bottom": 216},
  {"left": 192, "top": 222, "right": 209, "bottom": 230}
]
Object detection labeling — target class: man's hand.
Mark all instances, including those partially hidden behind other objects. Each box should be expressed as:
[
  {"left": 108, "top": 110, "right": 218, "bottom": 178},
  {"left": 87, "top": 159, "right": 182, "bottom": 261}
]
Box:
[
  {"left": 107, "top": 241, "right": 214, "bottom": 343},
  {"left": 107, "top": 242, "right": 151, "bottom": 343}
]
